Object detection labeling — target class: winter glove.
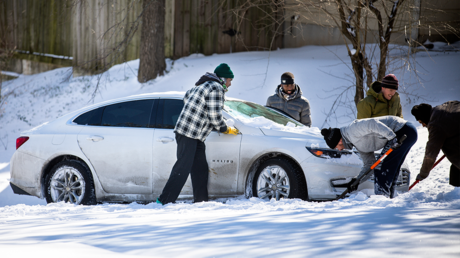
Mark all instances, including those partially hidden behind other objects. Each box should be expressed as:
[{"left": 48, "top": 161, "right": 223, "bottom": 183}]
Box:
[
  {"left": 223, "top": 126, "right": 239, "bottom": 135},
  {"left": 390, "top": 137, "right": 402, "bottom": 149},
  {"left": 347, "top": 178, "right": 359, "bottom": 192},
  {"left": 416, "top": 173, "right": 427, "bottom": 181},
  {"left": 384, "top": 137, "right": 401, "bottom": 152}
]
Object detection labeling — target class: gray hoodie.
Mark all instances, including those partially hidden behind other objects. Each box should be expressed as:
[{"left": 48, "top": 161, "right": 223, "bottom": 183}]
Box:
[{"left": 340, "top": 116, "right": 407, "bottom": 172}]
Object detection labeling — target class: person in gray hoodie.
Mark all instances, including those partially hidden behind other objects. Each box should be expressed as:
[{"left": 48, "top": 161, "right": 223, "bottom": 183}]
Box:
[
  {"left": 266, "top": 72, "right": 311, "bottom": 127},
  {"left": 321, "top": 116, "right": 417, "bottom": 198}
]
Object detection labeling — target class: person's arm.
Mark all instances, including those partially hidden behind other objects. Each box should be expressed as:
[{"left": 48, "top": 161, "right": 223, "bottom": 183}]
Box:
[
  {"left": 300, "top": 100, "right": 312, "bottom": 127},
  {"left": 357, "top": 151, "right": 377, "bottom": 181},
  {"left": 357, "top": 100, "right": 372, "bottom": 119},
  {"left": 206, "top": 87, "right": 228, "bottom": 132},
  {"left": 266, "top": 95, "right": 273, "bottom": 107},
  {"left": 418, "top": 125, "right": 446, "bottom": 180}
]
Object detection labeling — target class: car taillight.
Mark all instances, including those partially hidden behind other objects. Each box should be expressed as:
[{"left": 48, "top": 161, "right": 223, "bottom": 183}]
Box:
[{"left": 16, "top": 137, "right": 29, "bottom": 150}]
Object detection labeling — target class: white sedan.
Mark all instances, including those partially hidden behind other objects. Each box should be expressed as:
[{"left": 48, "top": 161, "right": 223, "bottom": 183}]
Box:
[{"left": 9, "top": 92, "right": 410, "bottom": 204}]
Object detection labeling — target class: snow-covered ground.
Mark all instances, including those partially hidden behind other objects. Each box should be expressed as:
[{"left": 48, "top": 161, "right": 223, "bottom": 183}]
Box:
[{"left": 1, "top": 44, "right": 460, "bottom": 257}]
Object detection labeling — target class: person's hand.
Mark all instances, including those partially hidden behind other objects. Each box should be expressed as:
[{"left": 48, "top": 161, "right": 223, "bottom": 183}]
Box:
[
  {"left": 388, "top": 137, "right": 402, "bottom": 150},
  {"left": 416, "top": 173, "right": 427, "bottom": 181},
  {"left": 347, "top": 178, "right": 359, "bottom": 192},
  {"left": 224, "top": 126, "right": 239, "bottom": 135}
]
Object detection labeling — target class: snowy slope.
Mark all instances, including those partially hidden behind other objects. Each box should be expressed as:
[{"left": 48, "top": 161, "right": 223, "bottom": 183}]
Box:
[{"left": 1, "top": 44, "right": 460, "bottom": 257}]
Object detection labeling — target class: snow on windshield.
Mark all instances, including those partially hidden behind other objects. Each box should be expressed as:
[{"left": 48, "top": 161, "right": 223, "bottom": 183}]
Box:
[{"left": 225, "top": 100, "right": 322, "bottom": 136}]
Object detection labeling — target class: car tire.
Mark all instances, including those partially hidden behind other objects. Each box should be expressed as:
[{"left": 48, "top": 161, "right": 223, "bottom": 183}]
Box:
[
  {"left": 44, "top": 160, "right": 96, "bottom": 205},
  {"left": 252, "top": 158, "right": 308, "bottom": 201}
]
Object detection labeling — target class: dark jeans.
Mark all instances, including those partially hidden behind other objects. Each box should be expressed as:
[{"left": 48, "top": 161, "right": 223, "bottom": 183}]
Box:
[
  {"left": 450, "top": 164, "right": 460, "bottom": 187},
  {"left": 374, "top": 122, "right": 418, "bottom": 198},
  {"left": 158, "top": 133, "right": 209, "bottom": 204},
  {"left": 444, "top": 134, "right": 460, "bottom": 186}
]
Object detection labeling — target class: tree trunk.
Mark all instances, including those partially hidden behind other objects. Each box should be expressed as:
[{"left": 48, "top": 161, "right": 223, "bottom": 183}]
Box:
[
  {"left": 138, "top": 0, "right": 165, "bottom": 83},
  {"left": 351, "top": 52, "right": 365, "bottom": 106}
]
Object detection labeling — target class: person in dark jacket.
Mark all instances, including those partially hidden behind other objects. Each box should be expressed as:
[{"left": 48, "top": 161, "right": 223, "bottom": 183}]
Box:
[
  {"left": 157, "top": 63, "right": 239, "bottom": 205},
  {"left": 266, "top": 72, "right": 311, "bottom": 126},
  {"left": 411, "top": 101, "right": 460, "bottom": 186},
  {"left": 321, "top": 116, "right": 417, "bottom": 198},
  {"left": 356, "top": 74, "right": 403, "bottom": 119}
]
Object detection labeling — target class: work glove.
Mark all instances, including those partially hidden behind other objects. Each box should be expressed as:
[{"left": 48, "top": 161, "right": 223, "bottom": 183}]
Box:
[
  {"left": 385, "top": 137, "right": 402, "bottom": 151},
  {"left": 416, "top": 173, "right": 427, "bottom": 181},
  {"left": 347, "top": 178, "right": 359, "bottom": 192},
  {"left": 223, "top": 126, "right": 239, "bottom": 135}
]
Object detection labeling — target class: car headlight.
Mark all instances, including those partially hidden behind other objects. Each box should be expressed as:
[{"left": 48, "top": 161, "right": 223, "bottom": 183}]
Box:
[{"left": 305, "top": 146, "right": 354, "bottom": 159}]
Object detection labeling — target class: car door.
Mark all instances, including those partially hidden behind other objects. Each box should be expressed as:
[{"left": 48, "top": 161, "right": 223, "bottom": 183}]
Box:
[
  {"left": 77, "top": 99, "right": 157, "bottom": 194},
  {"left": 152, "top": 98, "right": 242, "bottom": 197}
]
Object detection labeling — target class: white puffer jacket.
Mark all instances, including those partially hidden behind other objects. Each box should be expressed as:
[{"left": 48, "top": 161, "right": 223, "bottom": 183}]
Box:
[{"left": 340, "top": 116, "right": 407, "bottom": 168}]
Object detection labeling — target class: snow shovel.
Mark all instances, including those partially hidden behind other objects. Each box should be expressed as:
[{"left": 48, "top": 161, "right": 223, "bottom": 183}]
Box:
[
  {"left": 335, "top": 135, "right": 407, "bottom": 200},
  {"left": 408, "top": 155, "right": 446, "bottom": 191}
]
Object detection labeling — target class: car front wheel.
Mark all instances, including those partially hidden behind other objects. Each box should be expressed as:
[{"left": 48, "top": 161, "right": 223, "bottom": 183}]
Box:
[
  {"left": 253, "top": 158, "right": 308, "bottom": 201},
  {"left": 44, "top": 160, "right": 96, "bottom": 205}
]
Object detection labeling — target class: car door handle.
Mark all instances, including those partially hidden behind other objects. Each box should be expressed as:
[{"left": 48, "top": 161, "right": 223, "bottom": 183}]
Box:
[
  {"left": 87, "top": 135, "right": 104, "bottom": 142},
  {"left": 157, "top": 137, "right": 174, "bottom": 143}
]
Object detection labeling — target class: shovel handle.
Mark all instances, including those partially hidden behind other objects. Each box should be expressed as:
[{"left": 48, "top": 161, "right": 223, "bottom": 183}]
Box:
[
  {"left": 408, "top": 180, "right": 420, "bottom": 191},
  {"left": 408, "top": 155, "right": 446, "bottom": 191}
]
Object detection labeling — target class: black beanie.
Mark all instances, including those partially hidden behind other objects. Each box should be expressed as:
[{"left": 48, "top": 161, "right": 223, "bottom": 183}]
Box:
[
  {"left": 381, "top": 74, "right": 399, "bottom": 90},
  {"left": 321, "top": 127, "right": 342, "bottom": 149},
  {"left": 411, "top": 103, "right": 432, "bottom": 125},
  {"left": 281, "top": 72, "right": 294, "bottom": 85}
]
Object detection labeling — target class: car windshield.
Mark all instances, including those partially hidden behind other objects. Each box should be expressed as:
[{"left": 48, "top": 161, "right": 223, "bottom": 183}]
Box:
[{"left": 224, "top": 100, "right": 304, "bottom": 127}]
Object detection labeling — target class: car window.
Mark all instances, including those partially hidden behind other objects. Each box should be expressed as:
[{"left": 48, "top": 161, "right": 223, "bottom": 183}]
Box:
[
  {"left": 224, "top": 100, "right": 303, "bottom": 127},
  {"left": 73, "top": 107, "right": 104, "bottom": 126},
  {"left": 159, "top": 99, "right": 184, "bottom": 129},
  {"left": 101, "top": 100, "right": 154, "bottom": 128}
]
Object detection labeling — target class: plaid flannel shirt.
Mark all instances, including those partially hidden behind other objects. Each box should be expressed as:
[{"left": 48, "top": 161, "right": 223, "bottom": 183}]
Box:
[{"left": 174, "top": 80, "right": 227, "bottom": 141}]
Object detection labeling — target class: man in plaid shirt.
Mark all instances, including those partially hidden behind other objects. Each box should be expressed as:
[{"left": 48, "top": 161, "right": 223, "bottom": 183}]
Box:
[{"left": 157, "top": 63, "right": 239, "bottom": 205}]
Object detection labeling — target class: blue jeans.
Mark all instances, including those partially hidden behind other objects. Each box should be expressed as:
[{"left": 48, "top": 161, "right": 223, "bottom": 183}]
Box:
[{"left": 374, "top": 122, "right": 418, "bottom": 198}]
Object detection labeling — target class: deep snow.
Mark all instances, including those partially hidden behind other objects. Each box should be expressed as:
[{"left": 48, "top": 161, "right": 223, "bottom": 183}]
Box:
[{"left": 1, "top": 44, "right": 460, "bottom": 257}]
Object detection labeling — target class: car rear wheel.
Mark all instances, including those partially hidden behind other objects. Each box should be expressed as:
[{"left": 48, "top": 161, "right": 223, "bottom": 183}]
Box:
[
  {"left": 253, "top": 158, "right": 308, "bottom": 201},
  {"left": 45, "top": 160, "right": 96, "bottom": 205}
]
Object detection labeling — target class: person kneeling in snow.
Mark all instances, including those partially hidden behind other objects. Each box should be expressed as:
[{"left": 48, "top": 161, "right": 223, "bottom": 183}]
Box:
[
  {"left": 411, "top": 101, "right": 460, "bottom": 186},
  {"left": 321, "top": 116, "right": 418, "bottom": 198},
  {"left": 157, "top": 63, "right": 239, "bottom": 205}
]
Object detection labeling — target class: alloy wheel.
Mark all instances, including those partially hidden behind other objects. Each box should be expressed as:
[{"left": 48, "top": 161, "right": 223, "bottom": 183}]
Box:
[
  {"left": 256, "top": 165, "right": 290, "bottom": 200},
  {"left": 49, "top": 166, "right": 86, "bottom": 204}
]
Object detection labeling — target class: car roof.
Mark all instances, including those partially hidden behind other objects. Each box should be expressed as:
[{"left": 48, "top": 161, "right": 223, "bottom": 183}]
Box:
[
  {"left": 80, "top": 91, "right": 246, "bottom": 112},
  {"left": 63, "top": 91, "right": 246, "bottom": 121}
]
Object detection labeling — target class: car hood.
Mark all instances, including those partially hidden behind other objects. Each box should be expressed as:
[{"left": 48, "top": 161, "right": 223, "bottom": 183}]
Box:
[{"left": 259, "top": 127, "right": 328, "bottom": 148}]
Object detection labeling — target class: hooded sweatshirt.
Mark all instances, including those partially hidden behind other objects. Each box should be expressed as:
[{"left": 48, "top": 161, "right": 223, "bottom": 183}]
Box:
[
  {"left": 174, "top": 72, "right": 228, "bottom": 141},
  {"left": 357, "top": 83, "right": 403, "bottom": 119}
]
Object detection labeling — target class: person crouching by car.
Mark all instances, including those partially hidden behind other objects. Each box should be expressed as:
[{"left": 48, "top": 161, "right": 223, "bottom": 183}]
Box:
[
  {"left": 266, "top": 72, "right": 311, "bottom": 127},
  {"left": 157, "top": 63, "right": 239, "bottom": 205},
  {"left": 321, "top": 116, "right": 417, "bottom": 198},
  {"left": 411, "top": 101, "right": 460, "bottom": 186}
]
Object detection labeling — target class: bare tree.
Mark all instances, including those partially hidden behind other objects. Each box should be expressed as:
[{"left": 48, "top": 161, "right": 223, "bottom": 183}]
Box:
[
  {"left": 289, "top": 0, "right": 409, "bottom": 105},
  {"left": 0, "top": 0, "right": 15, "bottom": 100},
  {"left": 138, "top": 0, "right": 165, "bottom": 83}
]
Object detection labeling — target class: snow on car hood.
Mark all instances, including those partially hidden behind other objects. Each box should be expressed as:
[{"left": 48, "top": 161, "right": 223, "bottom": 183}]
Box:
[{"left": 231, "top": 113, "right": 326, "bottom": 143}]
